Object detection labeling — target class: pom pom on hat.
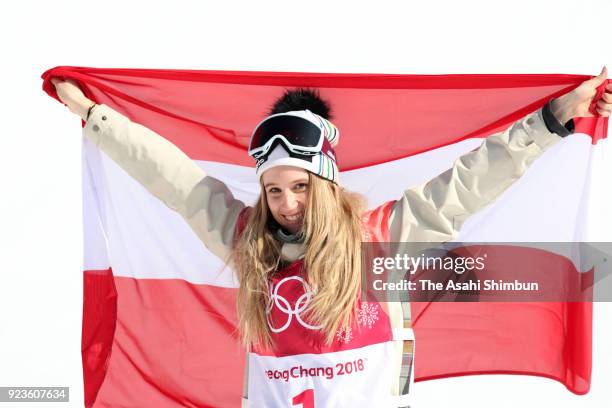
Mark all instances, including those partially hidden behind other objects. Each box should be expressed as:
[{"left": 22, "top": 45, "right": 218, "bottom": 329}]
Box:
[{"left": 269, "top": 88, "right": 332, "bottom": 120}]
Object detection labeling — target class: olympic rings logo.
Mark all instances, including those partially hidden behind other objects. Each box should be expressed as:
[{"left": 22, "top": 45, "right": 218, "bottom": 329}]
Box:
[{"left": 266, "top": 276, "right": 323, "bottom": 333}]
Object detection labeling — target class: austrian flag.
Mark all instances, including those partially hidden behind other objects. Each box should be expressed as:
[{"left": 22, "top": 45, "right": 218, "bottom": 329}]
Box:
[{"left": 42, "top": 67, "right": 609, "bottom": 407}]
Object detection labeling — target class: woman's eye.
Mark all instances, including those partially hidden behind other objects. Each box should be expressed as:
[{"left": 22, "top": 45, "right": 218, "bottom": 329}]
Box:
[
  {"left": 268, "top": 188, "right": 280, "bottom": 194},
  {"left": 294, "top": 183, "right": 308, "bottom": 191}
]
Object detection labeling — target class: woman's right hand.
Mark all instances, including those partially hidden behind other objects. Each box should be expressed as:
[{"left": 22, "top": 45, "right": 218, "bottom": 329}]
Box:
[{"left": 51, "top": 78, "right": 95, "bottom": 120}]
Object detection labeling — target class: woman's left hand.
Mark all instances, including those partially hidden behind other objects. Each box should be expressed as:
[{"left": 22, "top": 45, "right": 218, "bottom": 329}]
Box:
[{"left": 551, "top": 66, "right": 612, "bottom": 124}]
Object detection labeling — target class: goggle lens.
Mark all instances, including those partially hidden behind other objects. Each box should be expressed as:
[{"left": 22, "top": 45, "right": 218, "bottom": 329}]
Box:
[{"left": 249, "top": 115, "right": 323, "bottom": 154}]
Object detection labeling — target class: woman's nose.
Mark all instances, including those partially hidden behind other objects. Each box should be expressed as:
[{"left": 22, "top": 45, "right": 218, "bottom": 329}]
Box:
[{"left": 280, "top": 192, "right": 298, "bottom": 210}]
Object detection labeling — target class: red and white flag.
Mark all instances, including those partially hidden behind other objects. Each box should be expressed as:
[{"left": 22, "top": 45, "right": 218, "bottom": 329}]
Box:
[{"left": 42, "top": 67, "right": 610, "bottom": 407}]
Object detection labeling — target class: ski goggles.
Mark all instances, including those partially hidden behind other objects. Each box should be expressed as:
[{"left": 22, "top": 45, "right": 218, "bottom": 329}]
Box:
[{"left": 248, "top": 111, "right": 339, "bottom": 160}]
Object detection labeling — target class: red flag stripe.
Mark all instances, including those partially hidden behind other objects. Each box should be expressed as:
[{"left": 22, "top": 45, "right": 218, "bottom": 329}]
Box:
[{"left": 43, "top": 66, "right": 608, "bottom": 170}]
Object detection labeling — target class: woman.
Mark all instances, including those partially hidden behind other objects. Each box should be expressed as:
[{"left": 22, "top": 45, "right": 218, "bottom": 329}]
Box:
[{"left": 52, "top": 72, "right": 611, "bottom": 407}]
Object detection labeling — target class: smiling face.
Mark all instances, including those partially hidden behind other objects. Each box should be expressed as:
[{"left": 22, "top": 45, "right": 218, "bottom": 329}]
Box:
[{"left": 262, "top": 165, "right": 310, "bottom": 234}]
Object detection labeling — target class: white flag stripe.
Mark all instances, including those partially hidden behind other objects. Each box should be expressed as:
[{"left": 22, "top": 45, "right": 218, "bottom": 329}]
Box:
[
  {"left": 83, "top": 142, "right": 110, "bottom": 270},
  {"left": 581, "top": 137, "right": 612, "bottom": 242},
  {"left": 83, "top": 134, "right": 601, "bottom": 285}
]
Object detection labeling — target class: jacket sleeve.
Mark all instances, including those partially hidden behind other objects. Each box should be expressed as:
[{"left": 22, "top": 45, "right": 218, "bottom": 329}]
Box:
[
  {"left": 83, "top": 104, "right": 246, "bottom": 261},
  {"left": 388, "top": 108, "right": 563, "bottom": 242}
]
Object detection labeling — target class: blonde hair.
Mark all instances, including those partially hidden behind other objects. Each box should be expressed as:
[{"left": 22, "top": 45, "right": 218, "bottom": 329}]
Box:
[{"left": 232, "top": 172, "right": 366, "bottom": 350}]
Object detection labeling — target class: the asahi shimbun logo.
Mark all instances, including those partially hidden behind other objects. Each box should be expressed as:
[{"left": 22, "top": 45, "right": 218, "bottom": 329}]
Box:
[{"left": 266, "top": 276, "right": 322, "bottom": 333}]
